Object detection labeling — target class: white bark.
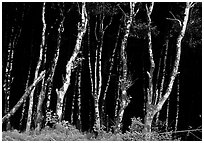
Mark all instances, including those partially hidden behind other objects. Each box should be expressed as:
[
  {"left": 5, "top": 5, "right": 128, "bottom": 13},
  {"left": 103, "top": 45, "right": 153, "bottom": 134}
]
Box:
[
  {"left": 26, "top": 2, "right": 46, "bottom": 132},
  {"left": 56, "top": 2, "right": 88, "bottom": 121},
  {"left": 116, "top": 2, "right": 136, "bottom": 130},
  {"left": 157, "top": 2, "right": 191, "bottom": 111}
]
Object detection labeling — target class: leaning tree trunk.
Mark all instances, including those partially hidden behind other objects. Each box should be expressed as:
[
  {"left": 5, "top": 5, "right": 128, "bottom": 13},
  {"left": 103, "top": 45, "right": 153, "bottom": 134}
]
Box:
[
  {"left": 143, "top": 2, "right": 192, "bottom": 140},
  {"left": 2, "top": 71, "right": 45, "bottom": 123},
  {"left": 115, "top": 2, "right": 137, "bottom": 131},
  {"left": 56, "top": 2, "right": 88, "bottom": 121},
  {"left": 155, "top": 34, "right": 169, "bottom": 124},
  {"left": 26, "top": 2, "right": 46, "bottom": 132}
]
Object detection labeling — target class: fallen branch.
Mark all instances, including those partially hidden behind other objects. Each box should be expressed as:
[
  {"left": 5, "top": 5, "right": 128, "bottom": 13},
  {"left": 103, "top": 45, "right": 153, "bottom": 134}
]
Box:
[
  {"left": 159, "top": 128, "right": 202, "bottom": 135},
  {"left": 2, "top": 70, "right": 46, "bottom": 123}
]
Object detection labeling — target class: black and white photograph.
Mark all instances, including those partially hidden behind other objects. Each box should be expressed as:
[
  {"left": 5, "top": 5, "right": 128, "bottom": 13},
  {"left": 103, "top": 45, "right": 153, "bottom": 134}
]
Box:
[{"left": 2, "top": 1, "right": 202, "bottom": 141}]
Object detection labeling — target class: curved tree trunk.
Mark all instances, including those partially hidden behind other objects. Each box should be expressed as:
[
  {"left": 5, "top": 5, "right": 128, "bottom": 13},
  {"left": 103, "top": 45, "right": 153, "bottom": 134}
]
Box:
[
  {"left": 56, "top": 2, "right": 88, "bottom": 121},
  {"left": 115, "top": 2, "right": 137, "bottom": 131}
]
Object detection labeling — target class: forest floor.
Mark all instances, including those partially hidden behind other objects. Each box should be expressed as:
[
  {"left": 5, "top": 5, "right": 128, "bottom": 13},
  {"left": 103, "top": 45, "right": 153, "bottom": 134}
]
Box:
[{"left": 2, "top": 122, "right": 179, "bottom": 141}]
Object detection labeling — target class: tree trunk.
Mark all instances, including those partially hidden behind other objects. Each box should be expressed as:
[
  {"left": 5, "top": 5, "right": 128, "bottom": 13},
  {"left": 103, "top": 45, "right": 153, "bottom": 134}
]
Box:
[
  {"left": 3, "top": 9, "right": 23, "bottom": 130},
  {"left": 2, "top": 71, "right": 45, "bottom": 123},
  {"left": 115, "top": 2, "right": 137, "bottom": 130},
  {"left": 175, "top": 73, "right": 180, "bottom": 131},
  {"left": 143, "top": 104, "right": 157, "bottom": 139},
  {"left": 156, "top": 35, "right": 169, "bottom": 124},
  {"left": 26, "top": 2, "right": 46, "bottom": 132},
  {"left": 157, "top": 2, "right": 191, "bottom": 112},
  {"left": 165, "top": 96, "right": 170, "bottom": 131},
  {"left": 77, "top": 55, "right": 82, "bottom": 130},
  {"left": 144, "top": 3, "right": 154, "bottom": 138},
  {"left": 20, "top": 64, "right": 31, "bottom": 130},
  {"left": 87, "top": 20, "right": 94, "bottom": 130},
  {"left": 46, "top": 4, "right": 65, "bottom": 113},
  {"left": 144, "top": 2, "right": 192, "bottom": 140},
  {"left": 56, "top": 2, "right": 88, "bottom": 121}
]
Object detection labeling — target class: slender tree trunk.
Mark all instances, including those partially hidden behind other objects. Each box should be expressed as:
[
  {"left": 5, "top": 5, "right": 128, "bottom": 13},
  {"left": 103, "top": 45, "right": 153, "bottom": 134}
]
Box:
[
  {"left": 97, "top": 16, "right": 113, "bottom": 128},
  {"left": 2, "top": 71, "right": 46, "bottom": 123},
  {"left": 70, "top": 71, "right": 78, "bottom": 124},
  {"left": 3, "top": 10, "right": 23, "bottom": 130},
  {"left": 155, "top": 35, "right": 169, "bottom": 124},
  {"left": 93, "top": 16, "right": 100, "bottom": 132},
  {"left": 114, "top": 50, "right": 121, "bottom": 129},
  {"left": 76, "top": 53, "right": 83, "bottom": 130},
  {"left": 56, "top": 2, "right": 88, "bottom": 121},
  {"left": 26, "top": 2, "right": 46, "bottom": 132},
  {"left": 157, "top": 2, "right": 191, "bottom": 112},
  {"left": 116, "top": 2, "right": 137, "bottom": 130},
  {"left": 175, "top": 72, "right": 180, "bottom": 132},
  {"left": 143, "top": 2, "right": 192, "bottom": 140},
  {"left": 87, "top": 20, "right": 94, "bottom": 130},
  {"left": 165, "top": 96, "right": 170, "bottom": 131},
  {"left": 92, "top": 8, "right": 113, "bottom": 131},
  {"left": 46, "top": 4, "right": 65, "bottom": 113},
  {"left": 20, "top": 65, "right": 31, "bottom": 130}
]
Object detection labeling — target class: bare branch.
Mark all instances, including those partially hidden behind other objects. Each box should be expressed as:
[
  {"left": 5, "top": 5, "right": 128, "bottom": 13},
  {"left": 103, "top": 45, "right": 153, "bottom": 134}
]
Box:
[
  {"left": 117, "top": 4, "right": 127, "bottom": 17},
  {"left": 190, "top": 2, "right": 196, "bottom": 8},
  {"left": 94, "top": 15, "right": 99, "bottom": 42},
  {"left": 104, "top": 17, "right": 113, "bottom": 31},
  {"left": 166, "top": 11, "right": 182, "bottom": 27}
]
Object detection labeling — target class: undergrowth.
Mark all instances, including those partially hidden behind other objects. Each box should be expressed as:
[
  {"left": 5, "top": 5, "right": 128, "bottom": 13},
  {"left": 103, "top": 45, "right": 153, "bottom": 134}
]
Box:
[{"left": 2, "top": 118, "right": 180, "bottom": 141}]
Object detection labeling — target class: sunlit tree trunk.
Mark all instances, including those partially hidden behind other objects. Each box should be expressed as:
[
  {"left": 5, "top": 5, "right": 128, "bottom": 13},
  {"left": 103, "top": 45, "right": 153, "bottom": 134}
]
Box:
[
  {"left": 36, "top": 3, "right": 49, "bottom": 130},
  {"left": 87, "top": 20, "right": 94, "bottom": 130},
  {"left": 115, "top": 2, "right": 137, "bottom": 131},
  {"left": 2, "top": 71, "right": 45, "bottom": 123},
  {"left": 90, "top": 6, "right": 113, "bottom": 131},
  {"left": 165, "top": 96, "right": 170, "bottom": 131},
  {"left": 3, "top": 8, "right": 23, "bottom": 130},
  {"left": 26, "top": 3, "right": 46, "bottom": 132},
  {"left": 101, "top": 17, "right": 120, "bottom": 128},
  {"left": 143, "top": 2, "right": 192, "bottom": 140},
  {"left": 155, "top": 35, "right": 169, "bottom": 124},
  {"left": 70, "top": 71, "right": 78, "bottom": 124},
  {"left": 46, "top": 4, "right": 65, "bottom": 114},
  {"left": 144, "top": 3, "right": 155, "bottom": 137},
  {"left": 20, "top": 65, "right": 31, "bottom": 130},
  {"left": 175, "top": 72, "right": 180, "bottom": 132},
  {"left": 76, "top": 52, "right": 83, "bottom": 130},
  {"left": 114, "top": 50, "right": 121, "bottom": 129},
  {"left": 56, "top": 2, "right": 88, "bottom": 121}
]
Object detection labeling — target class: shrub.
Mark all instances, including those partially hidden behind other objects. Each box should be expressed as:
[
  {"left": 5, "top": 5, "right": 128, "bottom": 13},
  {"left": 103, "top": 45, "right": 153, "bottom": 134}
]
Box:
[{"left": 122, "top": 117, "right": 176, "bottom": 141}]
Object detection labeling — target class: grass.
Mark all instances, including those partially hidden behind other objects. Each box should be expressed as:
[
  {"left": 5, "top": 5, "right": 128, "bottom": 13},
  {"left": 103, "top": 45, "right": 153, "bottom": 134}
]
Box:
[{"left": 2, "top": 118, "right": 179, "bottom": 141}]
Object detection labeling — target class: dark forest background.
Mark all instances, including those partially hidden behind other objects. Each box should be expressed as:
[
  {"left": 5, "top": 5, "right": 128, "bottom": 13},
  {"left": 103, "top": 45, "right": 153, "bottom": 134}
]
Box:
[{"left": 2, "top": 2, "right": 202, "bottom": 141}]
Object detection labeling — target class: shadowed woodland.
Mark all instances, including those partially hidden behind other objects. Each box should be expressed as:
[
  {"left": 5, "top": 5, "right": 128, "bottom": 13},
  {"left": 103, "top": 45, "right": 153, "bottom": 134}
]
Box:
[{"left": 2, "top": 2, "right": 202, "bottom": 141}]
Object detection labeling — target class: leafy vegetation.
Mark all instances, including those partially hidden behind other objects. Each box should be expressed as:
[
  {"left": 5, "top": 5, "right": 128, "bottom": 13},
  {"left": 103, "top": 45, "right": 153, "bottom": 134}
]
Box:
[{"left": 2, "top": 118, "right": 180, "bottom": 141}]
